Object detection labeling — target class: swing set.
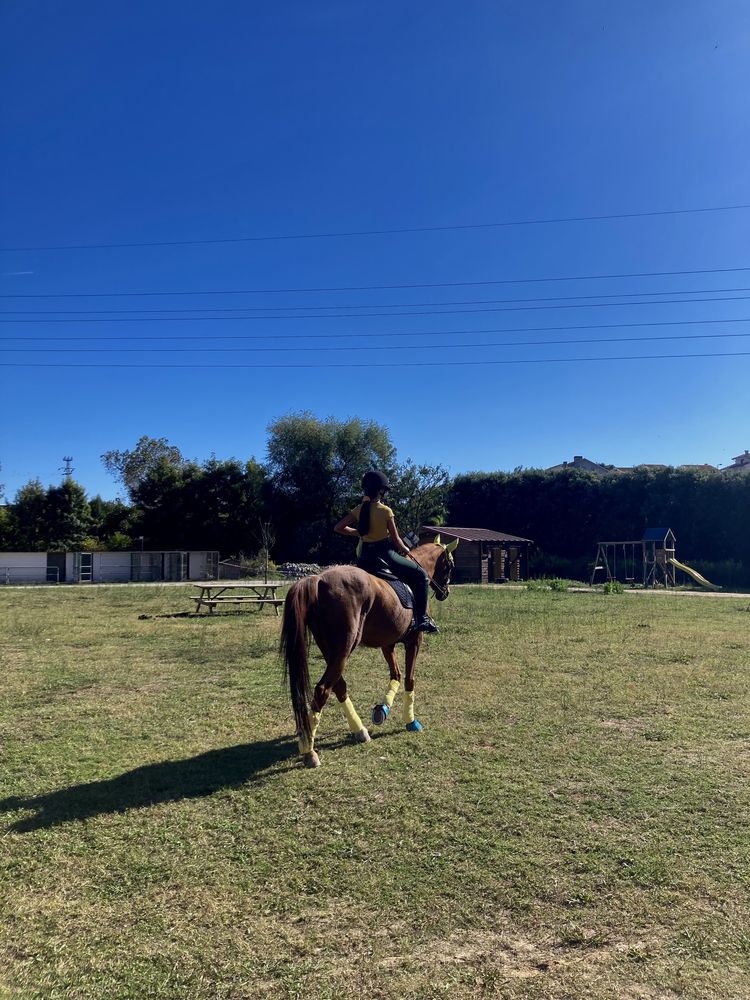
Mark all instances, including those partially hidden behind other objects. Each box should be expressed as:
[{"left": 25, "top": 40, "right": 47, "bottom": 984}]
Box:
[
  {"left": 590, "top": 528, "right": 678, "bottom": 588},
  {"left": 590, "top": 540, "right": 642, "bottom": 586}
]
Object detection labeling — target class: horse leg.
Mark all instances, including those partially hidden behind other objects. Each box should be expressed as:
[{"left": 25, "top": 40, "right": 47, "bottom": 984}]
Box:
[
  {"left": 298, "top": 663, "right": 341, "bottom": 768},
  {"left": 333, "top": 677, "right": 370, "bottom": 744},
  {"left": 403, "top": 635, "right": 424, "bottom": 732},
  {"left": 372, "top": 644, "right": 402, "bottom": 726}
]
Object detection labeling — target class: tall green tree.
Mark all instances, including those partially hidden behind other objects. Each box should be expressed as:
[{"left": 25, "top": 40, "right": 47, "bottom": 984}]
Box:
[
  {"left": 130, "top": 456, "right": 269, "bottom": 554},
  {"left": 101, "top": 435, "right": 185, "bottom": 500},
  {"left": 9, "top": 479, "right": 48, "bottom": 550},
  {"left": 266, "top": 412, "right": 396, "bottom": 561},
  {"left": 389, "top": 461, "right": 451, "bottom": 537},
  {"left": 88, "top": 496, "right": 141, "bottom": 549},
  {"left": 44, "top": 480, "right": 93, "bottom": 550}
]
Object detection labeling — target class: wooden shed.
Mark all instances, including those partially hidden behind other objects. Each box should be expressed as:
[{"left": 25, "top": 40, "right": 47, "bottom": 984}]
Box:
[{"left": 418, "top": 526, "right": 533, "bottom": 583}]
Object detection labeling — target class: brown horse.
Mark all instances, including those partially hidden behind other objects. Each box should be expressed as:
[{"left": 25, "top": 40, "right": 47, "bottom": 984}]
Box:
[{"left": 280, "top": 537, "right": 458, "bottom": 767}]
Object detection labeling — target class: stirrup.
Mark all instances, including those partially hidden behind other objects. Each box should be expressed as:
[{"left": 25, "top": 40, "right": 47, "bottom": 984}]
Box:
[{"left": 416, "top": 615, "right": 439, "bottom": 634}]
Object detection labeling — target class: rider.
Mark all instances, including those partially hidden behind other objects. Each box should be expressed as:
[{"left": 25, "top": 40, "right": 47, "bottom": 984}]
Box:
[{"left": 334, "top": 470, "right": 439, "bottom": 634}]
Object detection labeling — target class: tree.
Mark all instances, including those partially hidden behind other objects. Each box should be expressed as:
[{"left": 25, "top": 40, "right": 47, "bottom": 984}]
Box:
[
  {"left": 389, "top": 461, "right": 451, "bottom": 537},
  {"left": 10, "top": 479, "right": 48, "bottom": 550},
  {"left": 88, "top": 495, "right": 140, "bottom": 549},
  {"left": 266, "top": 412, "right": 396, "bottom": 562},
  {"left": 130, "top": 456, "right": 268, "bottom": 554},
  {"left": 0, "top": 504, "right": 14, "bottom": 549},
  {"left": 44, "top": 480, "right": 93, "bottom": 550},
  {"left": 101, "top": 436, "right": 185, "bottom": 500}
]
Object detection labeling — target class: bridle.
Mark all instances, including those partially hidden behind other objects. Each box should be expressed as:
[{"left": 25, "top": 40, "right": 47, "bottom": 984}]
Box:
[
  {"left": 409, "top": 546, "right": 452, "bottom": 601},
  {"left": 429, "top": 573, "right": 450, "bottom": 601}
]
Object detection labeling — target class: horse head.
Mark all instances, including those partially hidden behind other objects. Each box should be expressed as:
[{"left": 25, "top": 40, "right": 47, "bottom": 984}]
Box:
[{"left": 427, "top": 535, "right": 458, "bottom": 601}]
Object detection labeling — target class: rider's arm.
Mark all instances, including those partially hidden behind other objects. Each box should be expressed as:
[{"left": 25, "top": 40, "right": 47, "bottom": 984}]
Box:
[
  {"left": 334, "top": 510, "right": 359, "bottom": 538},
  {"left": 387, "top": 517, "right": 410, "bottom": 556}
]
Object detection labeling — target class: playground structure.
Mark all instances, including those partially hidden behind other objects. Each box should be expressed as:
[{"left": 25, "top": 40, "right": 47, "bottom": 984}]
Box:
[{"left": 590, "top": 527, "right": 720, "bottom": 589}]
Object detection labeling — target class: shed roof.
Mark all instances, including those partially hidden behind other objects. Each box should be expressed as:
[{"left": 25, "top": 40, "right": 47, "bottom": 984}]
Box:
[
  {"left": 420, "top": 525, "right": 533, "bottom": 543},
  {"left": 642, "top": 527, "right": 676, "bottom": 542}
]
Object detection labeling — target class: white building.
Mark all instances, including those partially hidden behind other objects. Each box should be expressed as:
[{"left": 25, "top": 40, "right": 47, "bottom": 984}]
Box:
[{"left": 0, "top": 550, "right": 219, "bottom": 585}]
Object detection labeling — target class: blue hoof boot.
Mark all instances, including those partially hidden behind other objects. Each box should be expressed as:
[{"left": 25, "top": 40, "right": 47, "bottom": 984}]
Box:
[
  {"left": 406, "top": 719, "right": 423, "bottom": 732},
  {"left": 372, "top": 703, "right": 389, "bottom": 726}
]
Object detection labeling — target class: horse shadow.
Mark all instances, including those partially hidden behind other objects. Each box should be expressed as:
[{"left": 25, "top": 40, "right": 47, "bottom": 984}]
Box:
[
  {"left": 0, "top": 736, "right": 298, "bottom": 833},
  {"left": 0, "top": 729, "right": 400, "bottom": 834}
]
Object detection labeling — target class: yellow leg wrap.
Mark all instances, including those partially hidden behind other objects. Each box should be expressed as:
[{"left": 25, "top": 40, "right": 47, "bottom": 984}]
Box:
[
  {"left": 340, "top": 696, "right": 365, "bottom": 734},
  {"left": 403, "top": 689, "right": 415, "bottom": 725},
  {"left": 384, "top": 678, "right": 400, "bottom": 709},
  {"left": 298, "top": 710, "right": 321, "bottom": 755}
]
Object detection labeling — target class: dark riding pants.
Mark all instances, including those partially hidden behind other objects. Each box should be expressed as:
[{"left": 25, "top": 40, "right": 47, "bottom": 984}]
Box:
[{"left": 357, "top": 540, "right": 430, "bottom": 619}]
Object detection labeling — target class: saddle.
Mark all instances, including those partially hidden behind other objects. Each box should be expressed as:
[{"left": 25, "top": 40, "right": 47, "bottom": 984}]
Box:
[{"left": 362, "top": 557, "right": 414, "bottom": 610}]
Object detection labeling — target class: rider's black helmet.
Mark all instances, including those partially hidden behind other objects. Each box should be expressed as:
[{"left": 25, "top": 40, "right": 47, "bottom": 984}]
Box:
[{"left": 362, "top": 470, "right": 390, "bottom": 497}]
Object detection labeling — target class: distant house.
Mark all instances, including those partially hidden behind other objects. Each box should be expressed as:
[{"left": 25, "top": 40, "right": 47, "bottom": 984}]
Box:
[
  {"left": 419, "top": 526, "right": 533, "bottom": 584},
  {"left": 626, "top": 463, "right": 718, "bottom": 473},
  {"left": 548, "top": 457, "right": 720, "bottom": 474},
  {"left": 546, "top": 456, "right": 615, "bottom": 475},
  {"left": 723, "top": 450, "right": 750, "bottom": 475}
]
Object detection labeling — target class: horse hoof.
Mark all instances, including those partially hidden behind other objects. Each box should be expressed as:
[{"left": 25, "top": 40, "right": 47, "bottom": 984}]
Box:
[
  {"left": 405, "top": 720, "right": 423, "bottom": 732},
  {"left": 372, "top": 703, "right": 389, "bottom": 726},
  {"left": 352, "top": 727, "right": 371, "bottom": 744},
  {"left": 302, "top": 751, "right": 321, "bottom": 768}
]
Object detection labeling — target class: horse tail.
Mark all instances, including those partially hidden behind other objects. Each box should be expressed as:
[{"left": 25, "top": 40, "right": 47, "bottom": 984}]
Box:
[{"left": 280, "top": 576, "right": 318, "bottom": 742}]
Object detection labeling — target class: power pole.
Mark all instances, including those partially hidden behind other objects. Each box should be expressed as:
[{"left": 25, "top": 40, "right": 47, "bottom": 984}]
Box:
[{"left": 61, "top": 456, "right": 74, "bottom": 481}]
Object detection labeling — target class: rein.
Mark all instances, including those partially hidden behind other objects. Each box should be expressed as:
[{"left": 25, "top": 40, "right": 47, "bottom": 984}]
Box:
[{"left": 407, "top": 548, "right": 450, "bottom": 600}]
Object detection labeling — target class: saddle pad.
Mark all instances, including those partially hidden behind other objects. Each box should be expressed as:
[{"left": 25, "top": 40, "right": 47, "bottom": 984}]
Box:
[
  {"left": 361, "top": 558, "right": 414, "bottom": 610},
  {"left": 380, "top": 576, "right": 414, "bottom": 610}
]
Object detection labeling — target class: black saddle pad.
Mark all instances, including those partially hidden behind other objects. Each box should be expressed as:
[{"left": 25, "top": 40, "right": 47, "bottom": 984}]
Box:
[{"left": 363, "top": 560, "right": 414, "bottom": 610}]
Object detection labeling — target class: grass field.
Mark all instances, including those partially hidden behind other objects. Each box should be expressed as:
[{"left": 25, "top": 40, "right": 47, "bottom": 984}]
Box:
[{"left": 1, "top": 583, "right": 749, "bottom": 1000}]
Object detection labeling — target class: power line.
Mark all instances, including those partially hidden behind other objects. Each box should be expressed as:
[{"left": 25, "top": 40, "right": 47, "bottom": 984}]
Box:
[
  {"left": 3, "top": 285, "right": 749, "bottom": 315},
  {"left": 2, "top": 294, "right": 750, "bottom": 323},
  {"left": 2, "top": 203, "right": 749, "bottom": 252},
  {"left": 2, "top": 316, "right": 748, "bottom": 343},
  {"left": 5, "top": 329, "right": 750, "bottom": 354},
  {"left": 2, "top": 264, "right": 750, "bottom": 298},
  {"left": 2, "top": 350, "right": 749, "bottom": 369}
]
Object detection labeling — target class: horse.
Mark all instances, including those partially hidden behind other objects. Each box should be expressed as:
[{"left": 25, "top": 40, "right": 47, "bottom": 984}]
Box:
[{"left": 280, "top": 536, "right": 459, "bottom": 767}]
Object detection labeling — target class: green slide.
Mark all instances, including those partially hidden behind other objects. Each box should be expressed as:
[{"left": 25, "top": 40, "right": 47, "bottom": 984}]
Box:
[{"left": 667, "top": 558, "right": 721, "bottom": 590}]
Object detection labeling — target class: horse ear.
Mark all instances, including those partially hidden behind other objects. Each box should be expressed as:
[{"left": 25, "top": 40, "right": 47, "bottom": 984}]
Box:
[
  {"left": 445, "top": 537, "right": 459, "bottom": 553},
  {"left": 432, "top": 534, "right": 442, "bottom": 547}
]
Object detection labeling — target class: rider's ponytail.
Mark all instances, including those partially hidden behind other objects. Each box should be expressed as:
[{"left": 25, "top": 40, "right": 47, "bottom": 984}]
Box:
[{"left": 357, "top": 499, "right": 372, "bottom": 537}]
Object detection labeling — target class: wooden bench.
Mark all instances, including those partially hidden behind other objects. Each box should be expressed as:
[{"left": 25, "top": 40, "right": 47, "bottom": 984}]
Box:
[{"left": 192, "top": 580, "right": 285, "bottom": 615}]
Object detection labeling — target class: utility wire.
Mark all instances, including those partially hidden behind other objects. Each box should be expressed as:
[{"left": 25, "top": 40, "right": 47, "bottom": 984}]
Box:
[
  {"left": 2, "top": 264, "right": 750, "bottom": 298},
  {"left": 2, "top": 294, "right": 750, "bottom": 323},
  {"left": 2, "top": 316, "right": 748, "bottom": 343},
  {"left": 2, "top": 350, "right": 750, "bottom": 369},
  {"left": 3, "top": 285, "right": 749, "bottom": 315},
  {"left": 2, "top": 204, "right": 749, "bottom": 252},
  {"left": 6, "top": 330, "right": 750, "bottom": 354}
]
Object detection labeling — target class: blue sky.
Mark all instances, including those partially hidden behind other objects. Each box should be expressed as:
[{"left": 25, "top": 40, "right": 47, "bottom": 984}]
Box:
[{"left": 1, "top": 0, "right": 748, "bottom": 500}]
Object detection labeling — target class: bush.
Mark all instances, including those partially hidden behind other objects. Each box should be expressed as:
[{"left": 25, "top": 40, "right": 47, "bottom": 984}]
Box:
[
  {"left": 279, "top": 562, "right": 323, "bottom": 580},
  {"left": 603, "top": 580, "right": 625, "bottom": 595},
  {"left": 688, "top": 559, "right": 748, "bottom": 591},
  {"left": 528, "top": 550, "right": 593, "bottom": 582},
  {"left": 525, "top": 577, "right": 573, "bottom": 592}
]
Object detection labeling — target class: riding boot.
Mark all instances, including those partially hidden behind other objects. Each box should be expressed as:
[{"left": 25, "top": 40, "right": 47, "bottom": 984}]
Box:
[{"left": 415, "top": 614, "right": 439, "bottom": 633}]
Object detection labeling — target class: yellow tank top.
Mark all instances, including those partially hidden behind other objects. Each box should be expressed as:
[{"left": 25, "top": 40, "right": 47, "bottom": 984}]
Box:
[{"left": 351, "top": 500, "right": 394, "bottom": 543}]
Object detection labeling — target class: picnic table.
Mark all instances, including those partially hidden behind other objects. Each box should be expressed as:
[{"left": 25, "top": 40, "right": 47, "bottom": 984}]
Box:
[{"left": 191, "top": 580, "right": 286, "bottom": 615}]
